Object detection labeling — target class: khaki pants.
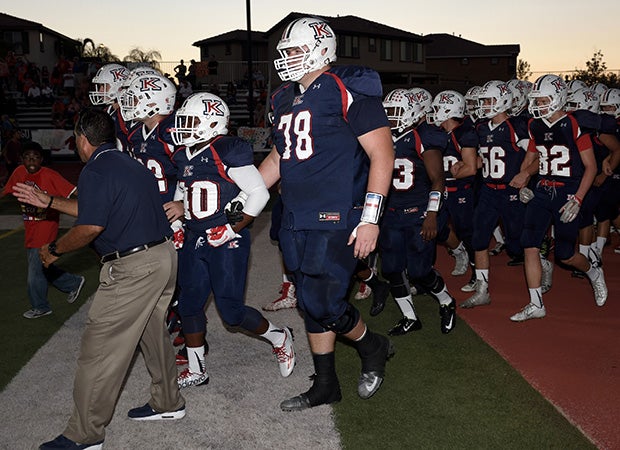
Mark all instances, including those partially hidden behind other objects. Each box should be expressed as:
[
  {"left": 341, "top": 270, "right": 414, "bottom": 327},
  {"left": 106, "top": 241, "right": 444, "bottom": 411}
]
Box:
[{"left": 64, "top": 240, "right": 183, "bottom": 443}]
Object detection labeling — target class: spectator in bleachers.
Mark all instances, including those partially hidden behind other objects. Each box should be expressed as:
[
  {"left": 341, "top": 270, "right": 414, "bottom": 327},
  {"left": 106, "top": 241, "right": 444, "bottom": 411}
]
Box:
[
  {"left": 41, "top": 83, "right": 53, "bottom": 104},
  {"left": 27, "top": 82, "right": 42, "bottom": 105}
]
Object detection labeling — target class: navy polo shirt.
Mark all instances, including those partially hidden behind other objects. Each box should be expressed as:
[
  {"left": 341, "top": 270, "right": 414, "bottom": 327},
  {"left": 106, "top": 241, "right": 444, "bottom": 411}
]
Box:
[{"left": 75, "top": 142, "right": 171, "bottom": 256}]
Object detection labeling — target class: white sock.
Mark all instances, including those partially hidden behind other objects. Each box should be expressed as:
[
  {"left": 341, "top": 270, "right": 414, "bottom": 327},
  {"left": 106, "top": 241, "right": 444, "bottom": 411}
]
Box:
[
  {"left": 395, "top": 295, "right": 417, "bottom": 320},
  {"left": 475, "top": 269, "right": 489, "bottom": 284},
  {"left": 493, "top": 226, "right": 505, "bottom": 244},
  {"left": 596, "top": 236, "right": 607, "bottom": 253},
  {"left": 453, "top": 241, "right": 466, "bottom": 255},
  {"left": 579, "top": 244, "right": 589, "bottom": 257},
  {"left": 188, "top": 346, "right": 205, "bottom": 374},
  {"left": 434, "top": 286, "right": 453, "bottom": 305},
  {"left": 261, "top": 322, "right": 286, "bottom": 347},
  {"left": 283, "top": 273, "right": 292, "bottom": 283},
  {"left": 528, "top": 288, "right": 544, "bottom": 308}
]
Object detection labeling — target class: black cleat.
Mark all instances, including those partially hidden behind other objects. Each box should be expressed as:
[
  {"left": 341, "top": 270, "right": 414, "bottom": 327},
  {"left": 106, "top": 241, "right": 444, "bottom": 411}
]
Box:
[
  {"left": 507, "top": 254, "right": 524, "bottom": 266},
  {"left": 358, "top": 335, "right": 395, "bottom": 399},
  {"left": 369, "top": 280, "right": 390, "bottom": 316},
  {"left": 439, "top": 298, "right": 456, "bottom": 334},
  {"left": 280, "top": 375, "right": 342, "bottom": 411},
  {"left": 388, "top": 317, "right": 422, "bottom": 336}
]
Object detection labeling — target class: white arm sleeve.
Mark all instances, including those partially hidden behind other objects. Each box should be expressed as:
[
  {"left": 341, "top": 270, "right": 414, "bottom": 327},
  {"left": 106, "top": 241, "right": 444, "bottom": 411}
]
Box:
[
  {"left": 228, "top": 165, "right": 270, "bottom": 217},
  {"left": 173, "top": 181, "right": 185, "bottom": 202}
]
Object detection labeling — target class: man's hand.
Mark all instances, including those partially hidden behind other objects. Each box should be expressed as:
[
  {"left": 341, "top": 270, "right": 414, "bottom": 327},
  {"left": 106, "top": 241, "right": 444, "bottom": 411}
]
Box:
[
  {"left": 421, "top": 213, "right": 437, "bottom": 242},
  {"left": 225, "top": 193, "right": 247, "bottom": 225},
  {"left": 509, "top": 171, "right": 531, "bottom": 190},
  {"left": 206, "top": 224, "right": 241, "bottom": 247},
  {"left": 39, "top": 244, "right": 59, "bottom": 268},
  {"left": 347, "top": 222, "right": 379, "bottom": 259},
  {"left": 163, "top": 201, "right": 184, "bottom": 223},
  {"left": 12, "top": 182, "right": 50, "bottom": 208}
]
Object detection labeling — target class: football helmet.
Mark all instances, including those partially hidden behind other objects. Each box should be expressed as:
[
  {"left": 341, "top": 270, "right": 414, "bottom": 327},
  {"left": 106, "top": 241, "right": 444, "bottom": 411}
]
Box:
[
  {"left": 566, "top": 79, "right": 588, "bottom": 95},
  {"left": 528, "top": 74, "right": 567, "bottom": 119},
  {"left": 591, "top": 82, "right": 609, "bottom": 97},
  {"left": 120, "top": 73, "right": 176, "bottom": 121},
  {"left": 171, "top": 93, "right": 229, "bottom": 146},
  {"left": 477, "top": 80, "right": 512, "bottom": 118},
  {"left": 429, "top": 90, "right": 465, "bottom": 125},
  {"left": 507, "top": 79, "right": 532, "bottom": 116},
  {"left": 464, "top": 86, "right": 482, "bottom": 119},
  {"left": 383, "top": 88, "right": 419, "bottom": 133},
  {"left": 274, "top": 17, "right": 337, "bottom": 82},
  {"left": 565, "top": 88, "right": 600, "bottom": 113},
  {"left": 600, "top": 88, "right": 620, "bottom": 118},
  {"left": 408, "top": 87, "right": 433, "bottom": 116},
  {"left": 89, "top": 63, "right": 129, "bottom": 105}
]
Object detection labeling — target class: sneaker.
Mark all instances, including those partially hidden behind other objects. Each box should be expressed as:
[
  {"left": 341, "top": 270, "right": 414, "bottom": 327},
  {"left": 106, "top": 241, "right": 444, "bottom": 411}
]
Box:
[
  {"left": 177, "top": 368, "right": 209, "bottom": 389},
  {"left": 451, "top": 250, "right": 469, "bottom": 276},
  {"left": 354, "top": 282, "right": 372, "bottom": 300},
  {"left": 541, "top": 258, "right": 553, "bottom": 294},
  {"left": 590, "top": 267, "right": 608, "bottom": 307},
  {"left": 127, "top": 403, "right": 186, "bottom": 421},
  {"left": 67, "top": 276, "right": 86, "bottom": 304},
  {"left": 489, "top": 242, "right": 505, "bottom": 256},
  {"left": 358, "top": 335, "right": 395, "bottom": 399},
  {"left": 507, "top": 254, "right": 525, "bottom": 266},
  {"left": 439, "top": 298, "right": 456, "bottom": 334},
  {"left": 369, "top": 280, "right": 390, "bottom": 317},
  {"left": 23, "top": 308, "right": 52, "bottom": 319},
  {"left": 39, "top": 434, "right": 103, "bottom": 450},
  {"left": 175, "top": 346, "right": 188, "bottom": 365},
  {"left": 262, "top": 282, "right": 297, "bottom": 311},
  {"left": 460, "top": 281, "right": 490, "bottom": 308},
  {"left": 388, "top": 317, "right": 422, "bottom": 336},
  {"left": 273, "top": 327, "right": 295, "bottom": 377},
  {"left": 510, "top": 303, "right": 546, "bottom": 322},
  {"left": 461, "top": 278, "right": 477, "bottom": 293}
]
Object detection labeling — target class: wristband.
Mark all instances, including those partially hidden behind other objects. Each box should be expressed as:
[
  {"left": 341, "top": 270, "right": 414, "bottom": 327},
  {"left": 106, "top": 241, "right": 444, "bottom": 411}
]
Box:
[
  {"left": 48, "top": 240, "right": 63, "bottom": 257},
  {"left": 426, "top": 191, "right": 442, "bottom": 213},
  {"left": 360, "top": 192, "right": 384, "bottom": 225},
  {"left": 46, "top": 196, "right": 54, "bottom": 210}
]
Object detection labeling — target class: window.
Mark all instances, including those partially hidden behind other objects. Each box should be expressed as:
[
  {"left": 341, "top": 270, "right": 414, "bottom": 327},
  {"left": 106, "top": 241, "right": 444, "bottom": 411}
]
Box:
[
  {"left": 39, "top": 32, "right": 44, "bottom": 53},
  {"left": 2, "top": 31, "right": 29, "bottom": 54},
  {"left": 225, "top": 43, "right": 232, "bottom": 56},
  {"left": 368, "top": 37, "right": 376, "bottom": 53},
  {"left": 380, "top": 39, "right": 392, "bottom": 61},
  {"left": 461, "top": 57, "right": 469, "bottom": 65},
  {"left": 400, "top": 41, "right": 413, "bottom": 62},
  {"left": 414, "top": 43, "right": 423, "bottom": 63},
  {"left": 337, "top": 35, "right": 359, "bottom": 58}
]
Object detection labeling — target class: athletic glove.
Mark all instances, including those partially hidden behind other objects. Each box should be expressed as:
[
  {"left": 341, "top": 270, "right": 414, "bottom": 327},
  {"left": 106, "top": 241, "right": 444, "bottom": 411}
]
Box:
[
  {"left": 559, "top": 195, "right": 582, "bottom": 223},
  {"left": 519, "top": 187, "right": 534, "bottom": 204},
  {"left": 224, "top": 192, "right": 248, "bottom": 225},
  {"left": 206, "top": 224, "right": 241, "bottom": 247},
  {"left": 171, "top": 219, "right": 184, "bottom": 250}
]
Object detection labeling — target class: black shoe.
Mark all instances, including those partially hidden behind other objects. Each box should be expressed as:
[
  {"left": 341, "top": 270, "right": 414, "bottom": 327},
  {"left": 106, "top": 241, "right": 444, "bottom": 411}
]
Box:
[
  {"left": 280, "top": 374, "right": 342, "bottom": 411},
  {"left": 358, "top": 334, "right": 395, "bottom": 399},
  {"left": 369, "top": 280, "right": 390, "bottom": 316},
  {"left": 39, "top": 434, "right": 103, "bottom": 449},
  {"left": 507, "top": 254, "right": 524, "bottom": 266},
  {"left": 388, "top": 317, "right": 422, "bottom": 336},
  {"left": 439, "top": 298, "right": 456, "bottom": 334}
]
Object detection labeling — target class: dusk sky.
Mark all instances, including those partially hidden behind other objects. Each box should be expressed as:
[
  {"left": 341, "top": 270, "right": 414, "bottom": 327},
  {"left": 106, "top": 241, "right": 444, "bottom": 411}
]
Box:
[{"left": 4, "top": 1, "right": 619, "bottom": 78}]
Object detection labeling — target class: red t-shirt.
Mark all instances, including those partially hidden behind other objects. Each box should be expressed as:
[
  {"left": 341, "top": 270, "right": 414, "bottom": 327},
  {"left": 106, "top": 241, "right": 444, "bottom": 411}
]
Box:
[{"left": 3, "top": 166, "right": 76, "bottom": 248}]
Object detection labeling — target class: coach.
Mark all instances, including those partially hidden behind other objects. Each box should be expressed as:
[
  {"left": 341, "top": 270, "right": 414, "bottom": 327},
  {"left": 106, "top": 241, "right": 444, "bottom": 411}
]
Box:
[{"left": 34, "top": 108, "right": 184, "bottom": 449}]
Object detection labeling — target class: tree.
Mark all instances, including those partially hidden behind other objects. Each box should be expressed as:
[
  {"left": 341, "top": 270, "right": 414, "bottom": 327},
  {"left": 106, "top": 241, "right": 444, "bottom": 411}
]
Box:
[
  {"left": 123, "top": 47, "right": 162, "bottom": 70},
  {"left": 516, "top": 59, "right": 532, "bottom": 81},
  {"left": 569, "top": 50, "right": 619, "bottom": 87},
  {"left": 77, "top": 38, "right": 120, "bottom": 62}
]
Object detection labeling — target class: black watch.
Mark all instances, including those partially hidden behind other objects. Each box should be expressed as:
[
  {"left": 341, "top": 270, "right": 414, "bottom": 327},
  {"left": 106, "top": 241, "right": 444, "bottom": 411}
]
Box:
[{"left": 48, "top": 240, "right": 63, "bottom": 257}]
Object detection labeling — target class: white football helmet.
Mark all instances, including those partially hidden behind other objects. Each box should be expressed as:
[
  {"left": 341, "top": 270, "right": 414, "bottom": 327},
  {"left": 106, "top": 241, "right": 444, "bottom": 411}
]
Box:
[
  {"left": 408, "top": 88, "right": 433, "bottom": 116},
  {"left": 507, "top": 79, "right": 532, "bottom": 116},
  {"left": 600, "top": 88, "right": 620, "bottom": 118},
  {"left": 429, "top": 90, "right": 465, "bottom": 125},
  {"left": 383, "top": 88, "right": 420, "bottom": 133},
  {"left": 464, "top": 86, "right": 482, "bottom": 119},
  {"left": 565, "top": 88, "right": 600, "bottom": 113},
  {"left": 528, "top": 74, "right": 567, "bottom": 119},
  {"left": 120, "top": 73, "right": 176, "bottom": 121},
  {"left": 590, "top": 82, "right": 609, "bottom": 97},
  {"left": 171, "top": 93, "right": 229, "bottom": 146},
  {"left": 274, "top": 17, "right": 337, "bottom": 82},
  {"left": 89, "top": 63, "right": 129, "bottom": 105},
  {"left": 566, "top": 79, "right": 588, "bottom": 95},
  {"left": 478, "top": 80, "right": 512, "bottom": 119}
]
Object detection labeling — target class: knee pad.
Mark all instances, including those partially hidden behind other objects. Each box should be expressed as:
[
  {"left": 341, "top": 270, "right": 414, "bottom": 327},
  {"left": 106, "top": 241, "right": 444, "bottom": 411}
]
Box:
[
  {"left": 383, "top": 271, "right": 409, "bottom": 298},
  {"left": 323, "top": 303, "right": 360, "bottom": 334},
  {"left": 415, "top": 269, "right": 444, "bottom": 294}
]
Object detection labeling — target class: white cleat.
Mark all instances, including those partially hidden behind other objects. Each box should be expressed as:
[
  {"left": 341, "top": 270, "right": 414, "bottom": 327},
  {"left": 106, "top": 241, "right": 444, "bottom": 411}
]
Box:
[
  {"left": 590, "top": 267, "right": 608, "bottom": 307},
  {"left": 273, "top": 327, "right": 296, "bottom": 377},
  {"left": 263, "top": 282, "right": 297, "bottom": 311},
  {"left": 451, "top": 250, "right": 470, "bottom": 276},
  {"left": 354, "top": 282, "right": 372, "bottom": 299},
  {"left": 460, "top": 281, "right": 490, "bottom": 308},
  {"left": 510, "top": 303, "right": 546, "bottom": 322}
]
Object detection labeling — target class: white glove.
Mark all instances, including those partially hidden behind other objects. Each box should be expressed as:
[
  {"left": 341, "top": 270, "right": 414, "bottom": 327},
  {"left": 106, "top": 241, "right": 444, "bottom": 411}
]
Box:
[
  {"left": 171, "top": 219, "right": 184, "bottom": 250},
  {"left": 519, "top": 187, "right": 534, "bottom": 204},
  {"left": 559, "top": 195, "right": 582, "bottom": 223},
  {"left": 206, "top": 224, "right": 241, "bottom": 247}
]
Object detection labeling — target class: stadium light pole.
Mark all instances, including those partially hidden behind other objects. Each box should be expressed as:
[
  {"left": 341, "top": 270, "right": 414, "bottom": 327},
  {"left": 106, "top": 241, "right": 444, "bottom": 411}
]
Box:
[{"left": 246, "top": 0, "right": 254, "bottom": 126}]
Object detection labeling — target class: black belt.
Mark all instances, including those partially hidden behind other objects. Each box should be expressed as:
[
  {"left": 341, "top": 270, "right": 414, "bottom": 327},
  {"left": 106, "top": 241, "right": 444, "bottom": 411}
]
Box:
[{"left": 101, "top": 237, "right": 169, "bottom": 263}]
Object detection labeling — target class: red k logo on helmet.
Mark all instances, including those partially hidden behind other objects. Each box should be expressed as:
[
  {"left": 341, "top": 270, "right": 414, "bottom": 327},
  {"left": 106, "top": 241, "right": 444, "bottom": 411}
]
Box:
[
  {"left": 497, "top": 83, "right": 510, "bottom": 96},
  {"left": 309, "top": 21, "right": 333, "bottom": 39},
  {"left": 550, "top": 78, "right": 565, "bottom": 93},
  {"left": 439, "top": 92, "right": 455, "bottom": 104},
  {"left": 202, "top": 98, "right": 225, "bottom": 116},
  {"left": 139, "top": 77, "right": 162, "bottom": 91},
  {"left": 110, "top": 68, "right": 128, "bottom": 82}
]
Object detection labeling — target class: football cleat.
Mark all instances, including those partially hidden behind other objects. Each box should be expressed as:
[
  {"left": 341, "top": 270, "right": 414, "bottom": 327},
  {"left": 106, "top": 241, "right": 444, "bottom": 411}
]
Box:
[
  {"left": 460, "top": 281, "right": 490, "bottom": 308},
  {"left": 177, "top": 368, "right": 209, "bottom": 389},
  {"left": 461, "top": 278, "right": 477, "bottom": 293},
  {"left": 489, "top": 242, "right": 505, "bottom": 256},
  {"left": 541, "top": 258, "right": 553, "bottom": 294},
  {"left": 354, "top": 282, "right": 372, "bottom": 299},
  {"left": 439, "top": 298, "right": 456, "bottom": 334},
  {"left": 507, "top": 254, "right": 525, "bottom": 266},
  {"left": 358, "top": 335, "right": 395, "bottom": 399},
  {"left": 273, "top": 327, "right": 296, "bottom": 377},
  {"left": 280, "top": 375, "right": 342, "bottom": 411},
  {"left": 510, "top": 303, "right": 546, "bottom": 322},
  {"left": 590, "top": 267, "right": 608, "bottom": 307},
  {"left": 451, "top": 250, "right": 469, "bottom": 276},
  {"left": 175, "top": 347, "right": 188, "bottom": 366},
  {"left": 388, "top": 317, "right": 422, "bottom": 336},
  {"left": 262, "top": 282, "right": 297, "bottom": 311},
  {"left": 369, "top": 280, "right": 390, "bottom": 317}
]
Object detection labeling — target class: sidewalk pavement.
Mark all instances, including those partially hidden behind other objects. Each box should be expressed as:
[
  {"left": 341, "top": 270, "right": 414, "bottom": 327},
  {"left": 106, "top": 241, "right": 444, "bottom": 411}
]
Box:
[{"left": 0, "top": 214, "right": 75, "bottom": 230}]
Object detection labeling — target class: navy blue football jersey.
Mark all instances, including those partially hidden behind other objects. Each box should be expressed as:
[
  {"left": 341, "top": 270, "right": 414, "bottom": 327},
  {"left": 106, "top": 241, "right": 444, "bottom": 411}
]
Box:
[
  {"left": 443, "top": 120, "right": 478, "bottom": 189},
  {"left": 270, "top": 65, "right": 389, "bottom": 230},
  {"left": 173, "top": 135, "right": 253, "bottom": 232},
  {"left": 571, "top": 110, "right": 610, "bottom": 173},
  {"left": 127, "top": 113, "right": 179, "bottom": 202},
  {"left": 476, "top": 116, "right": 529, "bottom": 184},
  {"left": 527, "top": 114, "right": 592, "bottom": 182}
]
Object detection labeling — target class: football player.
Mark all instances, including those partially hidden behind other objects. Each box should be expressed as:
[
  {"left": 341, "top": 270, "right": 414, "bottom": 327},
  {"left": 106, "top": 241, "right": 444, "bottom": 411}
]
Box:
[
  {"left": 461, "top": 80, "right": 529, "bottom": 309},
  {"left": 171, "top": 92, "right": 295, "bottom": 388},
  {"left": 260, "top": 17, "right": 395, "bottom": 411},
  {"left": 380, "top": 88, "right": 457, "bottom": 336},
  {"left": 509, "top": 74, "right": 606, "bottom": 321}
]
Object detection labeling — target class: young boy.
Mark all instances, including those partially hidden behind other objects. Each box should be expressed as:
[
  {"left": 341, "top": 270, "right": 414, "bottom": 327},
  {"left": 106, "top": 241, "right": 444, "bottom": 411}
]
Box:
[{"left": 3, "top": 141, "right": 85, "bottom": 318}]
